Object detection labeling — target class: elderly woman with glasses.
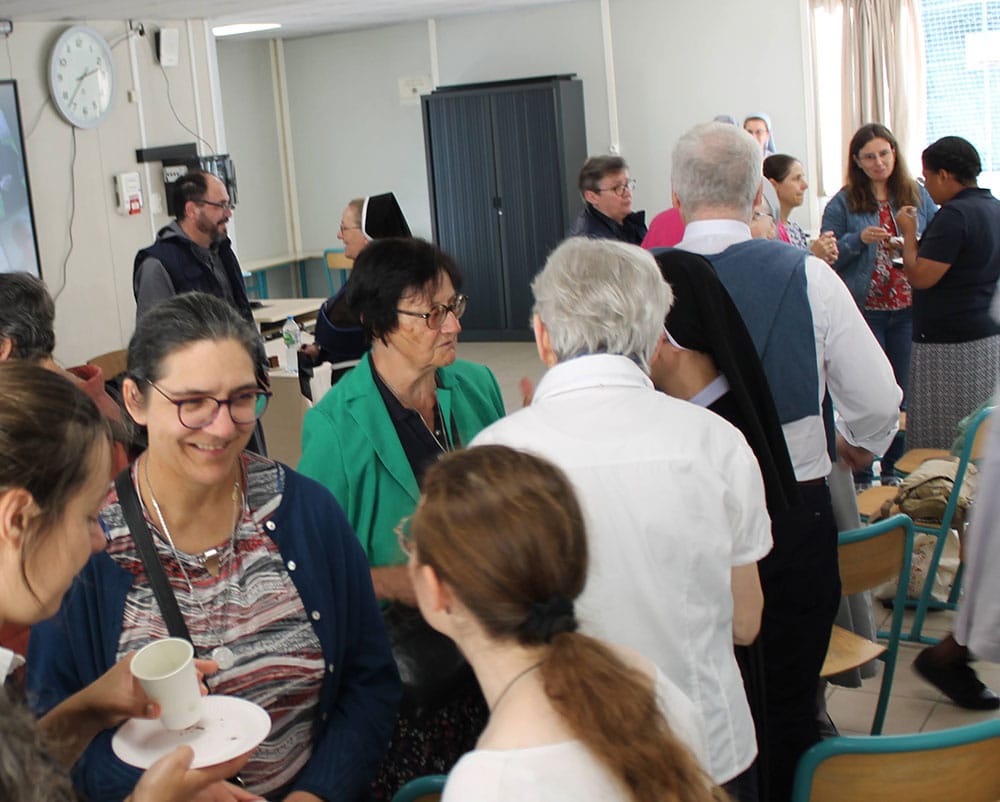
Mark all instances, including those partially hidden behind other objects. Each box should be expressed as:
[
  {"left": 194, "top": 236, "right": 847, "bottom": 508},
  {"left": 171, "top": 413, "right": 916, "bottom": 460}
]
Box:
[
  {"left": 28, "top": 292, "right": 400, "bottom": 802},
  {"left": 299, "top": 237, "right": 506, "bottom": 799}
]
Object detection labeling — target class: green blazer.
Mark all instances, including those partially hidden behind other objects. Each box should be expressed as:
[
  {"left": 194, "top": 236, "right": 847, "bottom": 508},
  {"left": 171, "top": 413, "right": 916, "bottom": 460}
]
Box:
[{"left": 298, "top": 353, "right": 506, "bottom": 567}]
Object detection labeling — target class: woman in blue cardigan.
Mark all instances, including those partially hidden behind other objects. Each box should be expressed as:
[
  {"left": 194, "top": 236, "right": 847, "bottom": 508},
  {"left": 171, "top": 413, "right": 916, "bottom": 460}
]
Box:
[
  {"left": 822, "top": 123, "right": 936, "bottom": 484},
  {"left": 28, "top": 293, "right": 400, "bottom": 802}
]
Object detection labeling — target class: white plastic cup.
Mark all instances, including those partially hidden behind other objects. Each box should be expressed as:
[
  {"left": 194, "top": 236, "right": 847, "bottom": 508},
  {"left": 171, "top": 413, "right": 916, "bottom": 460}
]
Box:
[{"left": 130, "top": 637, "right": 203, "bottom": 730}]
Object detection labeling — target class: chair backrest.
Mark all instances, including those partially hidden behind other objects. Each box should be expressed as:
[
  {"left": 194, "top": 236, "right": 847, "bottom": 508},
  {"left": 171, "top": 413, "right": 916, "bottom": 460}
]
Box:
[
  {"left": 324, "top": 248, "right": 353, "bottom": 271},
  {"left": 391, "top": 774, "right": 447, "bottom": 802},
  {"left": 87, "top": 348, "right": 129, "bottom": 380},
  {"left": 791, "top": 718, "right": 1000, "bottom": 801},
  {"left": 939, "top": 405, "right": 994, "bottom": 529},
  {"left": 837, "top": 514, "right": 913, "bottom": 597}
]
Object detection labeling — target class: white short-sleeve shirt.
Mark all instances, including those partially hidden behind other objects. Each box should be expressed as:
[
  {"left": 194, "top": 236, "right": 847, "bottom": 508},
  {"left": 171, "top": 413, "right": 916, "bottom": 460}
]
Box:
[{"left": 472, "top": 354, "right": 773, "bottom": 783}]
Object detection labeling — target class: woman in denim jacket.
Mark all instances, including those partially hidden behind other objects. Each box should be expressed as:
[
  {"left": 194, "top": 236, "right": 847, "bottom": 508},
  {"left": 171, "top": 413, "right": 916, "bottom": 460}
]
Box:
[{"left": 821, "top": 123, "right": 936, "bottom": 484}]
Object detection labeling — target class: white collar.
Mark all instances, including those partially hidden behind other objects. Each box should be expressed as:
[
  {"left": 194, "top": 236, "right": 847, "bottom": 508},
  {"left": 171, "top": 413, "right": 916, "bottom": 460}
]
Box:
[
  {"left": 688, "top": 373, "right": 731, "bottom": 408},
  {"left": 1, "top": 646, "right": 25, "bottom": 679},
  {"left": 533, "top": 354, "right": 653, "bottom": 404},
  {"left": 678, "top": 219, "right": 752, "bottom": 254}
]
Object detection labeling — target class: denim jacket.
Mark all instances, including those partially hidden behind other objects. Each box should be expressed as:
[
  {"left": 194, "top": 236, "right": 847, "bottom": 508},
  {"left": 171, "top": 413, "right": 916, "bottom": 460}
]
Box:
[{"left": 821, "top": 185, "right": 937, "bottom": 307}]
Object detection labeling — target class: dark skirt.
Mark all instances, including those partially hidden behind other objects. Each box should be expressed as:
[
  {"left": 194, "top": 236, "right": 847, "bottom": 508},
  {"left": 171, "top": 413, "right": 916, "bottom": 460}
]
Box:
[{"left": 371, "top": 675, "right": 487, "bottom": 800}]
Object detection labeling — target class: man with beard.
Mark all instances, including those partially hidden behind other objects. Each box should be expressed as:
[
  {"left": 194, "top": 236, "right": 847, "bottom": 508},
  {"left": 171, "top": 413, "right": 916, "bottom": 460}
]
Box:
[
  {"left": 133, "top": 170, "right": 252, "bottom": 324},
  {"left": 134, "top": 170, "right": 268, "bottom": 454}
]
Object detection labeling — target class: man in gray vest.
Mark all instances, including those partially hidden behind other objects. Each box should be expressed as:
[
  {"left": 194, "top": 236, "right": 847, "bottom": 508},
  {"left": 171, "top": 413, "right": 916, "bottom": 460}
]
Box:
[
  {"left": 672, "top": 122, "right": 900, "bottom": 802},
  {"left": 133, "top": 170, "right": 252, "bottom": 325}
]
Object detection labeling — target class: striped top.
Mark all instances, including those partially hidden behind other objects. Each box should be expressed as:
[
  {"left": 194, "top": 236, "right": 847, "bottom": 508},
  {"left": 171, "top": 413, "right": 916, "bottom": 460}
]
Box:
[{"left": 102, "top": 454, "right": 325, "bottom": 797}]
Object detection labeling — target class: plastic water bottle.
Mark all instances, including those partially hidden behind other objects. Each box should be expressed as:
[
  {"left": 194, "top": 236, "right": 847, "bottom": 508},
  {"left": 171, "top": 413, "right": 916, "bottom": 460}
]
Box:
[{"left": 281, "top": 315, "right": 301, "bottom": 374}]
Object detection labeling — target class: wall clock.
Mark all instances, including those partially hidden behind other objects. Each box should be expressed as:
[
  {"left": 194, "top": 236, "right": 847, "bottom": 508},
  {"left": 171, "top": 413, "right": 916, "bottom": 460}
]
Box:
[{"left": 49, "top": 26, "right": 116, "bottom": 129}]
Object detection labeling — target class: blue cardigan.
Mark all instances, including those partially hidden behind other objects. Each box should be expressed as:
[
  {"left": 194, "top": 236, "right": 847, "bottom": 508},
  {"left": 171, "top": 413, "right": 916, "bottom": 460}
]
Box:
[
  {"left": 821, "top": 185, "right": 937, "bottom": 307},
  {"left": 27, "top": 464, "right": 401, "bottom": 802}
]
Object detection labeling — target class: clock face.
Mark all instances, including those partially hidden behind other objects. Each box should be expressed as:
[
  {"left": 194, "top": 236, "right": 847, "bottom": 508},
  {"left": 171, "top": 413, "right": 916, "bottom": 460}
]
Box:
[{"left": 49, "top": 26, "right": 116, "bottom": 129}]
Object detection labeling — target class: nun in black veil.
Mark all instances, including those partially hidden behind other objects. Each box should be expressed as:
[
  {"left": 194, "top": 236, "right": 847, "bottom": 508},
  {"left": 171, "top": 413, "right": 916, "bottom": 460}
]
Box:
[
  {"left": 649, "top": 247, "right": 801, "bottom": 802},
  {"left": 308, "top": 192, "right": 412, "bottom": 367}
]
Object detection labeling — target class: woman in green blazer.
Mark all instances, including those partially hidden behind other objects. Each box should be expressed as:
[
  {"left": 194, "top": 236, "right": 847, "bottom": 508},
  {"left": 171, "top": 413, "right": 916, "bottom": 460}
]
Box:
[{"left": 298, "top": 237, "right": 505, "bottom": 800}]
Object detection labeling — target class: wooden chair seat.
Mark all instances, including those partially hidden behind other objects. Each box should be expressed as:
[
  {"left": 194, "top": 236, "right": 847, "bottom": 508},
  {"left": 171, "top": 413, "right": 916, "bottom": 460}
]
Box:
[
  {"left": 856, "top": 484, "right": 898, "bottom": 521},
  {"left": 894, "top": 447, "right": 950, "bottom": 475},
  {"left": 821, "top": 625, "right": 887, "bottom": 678}
]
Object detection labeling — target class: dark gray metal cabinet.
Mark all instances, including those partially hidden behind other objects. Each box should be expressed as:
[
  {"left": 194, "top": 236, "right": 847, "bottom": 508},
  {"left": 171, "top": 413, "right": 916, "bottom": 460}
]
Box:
[{"left": 422, "top": 75, "right": 587, "bottom": 340}]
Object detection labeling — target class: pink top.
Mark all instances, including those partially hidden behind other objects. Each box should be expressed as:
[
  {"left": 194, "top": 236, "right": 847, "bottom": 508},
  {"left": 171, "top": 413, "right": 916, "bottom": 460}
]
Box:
[{"left": 642, "top": 207, "right": 685, "bottom": 249}]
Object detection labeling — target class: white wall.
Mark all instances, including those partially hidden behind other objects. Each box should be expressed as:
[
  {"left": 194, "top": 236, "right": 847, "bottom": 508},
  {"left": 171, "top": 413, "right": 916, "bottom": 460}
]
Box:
[
  {"left": 0, "top": 20, "right": 222, "bottom": 366},
  {"left": 216, "top": 39, "right": 289, "bottom": 261},
  {"left": 282, "top": 23, "right": 435, "bottom": 247},
  {"left": 223, "top": 0, "right": 815, "bottom": 260}
]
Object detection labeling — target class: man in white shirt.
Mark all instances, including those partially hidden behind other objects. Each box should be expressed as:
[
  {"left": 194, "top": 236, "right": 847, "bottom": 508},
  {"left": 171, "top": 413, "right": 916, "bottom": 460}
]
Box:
[
  {"left": 672, "top": 122, "right": 901, "bottom": 802},
  {"left": 472, "top": 237, "right": 772, "bottom": 798}
]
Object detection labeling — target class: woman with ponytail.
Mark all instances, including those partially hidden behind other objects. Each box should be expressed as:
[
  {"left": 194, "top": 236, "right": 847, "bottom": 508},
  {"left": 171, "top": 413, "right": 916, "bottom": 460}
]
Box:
[{"left": 403, "top": 445, "right": 726, "bottom": 802}]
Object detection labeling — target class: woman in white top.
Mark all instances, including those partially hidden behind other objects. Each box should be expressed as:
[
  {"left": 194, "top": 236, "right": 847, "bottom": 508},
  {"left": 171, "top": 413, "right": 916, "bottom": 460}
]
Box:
[{"left": 401, "top": 445, "right": 725, "bottom": 802}]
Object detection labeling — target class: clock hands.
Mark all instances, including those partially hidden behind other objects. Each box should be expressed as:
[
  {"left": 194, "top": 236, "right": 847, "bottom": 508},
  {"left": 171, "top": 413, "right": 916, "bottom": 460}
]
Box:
[{"left": 67, "top": 66, "right": 99, "bottom": 108}]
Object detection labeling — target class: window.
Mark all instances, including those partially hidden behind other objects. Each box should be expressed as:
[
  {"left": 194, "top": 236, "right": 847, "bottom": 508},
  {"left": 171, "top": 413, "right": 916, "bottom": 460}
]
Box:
[{"left": 923, "top": 0, "right": 1000, "bottom": 192}]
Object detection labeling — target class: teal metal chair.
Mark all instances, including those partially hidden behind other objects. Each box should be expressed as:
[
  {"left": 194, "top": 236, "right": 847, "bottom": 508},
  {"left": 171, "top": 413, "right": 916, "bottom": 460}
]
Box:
[
  {"left": 391, "top": 774, "right": 447, "bottom": 802},
  {"left": 790, "top": 718, "right": 1000, "bottom": 801},
  {"left": 889, "top": 405, "right": 993, "bottom": 644},
  {"left": 821, "top": 514, "right": 913, "bottom": 734}
]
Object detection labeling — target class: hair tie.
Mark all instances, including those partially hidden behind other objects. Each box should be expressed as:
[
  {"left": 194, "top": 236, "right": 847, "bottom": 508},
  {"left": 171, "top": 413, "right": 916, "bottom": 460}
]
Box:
[{"left": 518, "top": 596, "right": 578, "bottom": 643}]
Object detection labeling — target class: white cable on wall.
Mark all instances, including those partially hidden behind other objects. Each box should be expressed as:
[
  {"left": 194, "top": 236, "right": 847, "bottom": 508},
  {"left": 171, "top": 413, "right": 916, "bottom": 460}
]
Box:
[
  {"left": 271, "top": 39, "right": 302, "bottom": 258},
  {"left": 428, "top": 18, "right": 440, "bottom": 89},
  {"left": 600, "top": 0, "right": 620, "bottom": 154}
]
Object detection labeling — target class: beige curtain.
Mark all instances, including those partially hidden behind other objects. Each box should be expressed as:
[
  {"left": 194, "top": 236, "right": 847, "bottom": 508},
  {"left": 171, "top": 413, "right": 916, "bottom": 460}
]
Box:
[
  {"left": 811, "top": 0, "right": 926, "bottom": 191},
  {"left": 841, "top": 0, "right": 926, "bottom": 162}
]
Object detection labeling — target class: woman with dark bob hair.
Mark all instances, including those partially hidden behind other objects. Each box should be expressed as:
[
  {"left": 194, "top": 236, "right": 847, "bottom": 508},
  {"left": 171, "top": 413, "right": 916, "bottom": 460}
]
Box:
[
  {"left": 821, "top": 123, "right": 937, "bottom": 485},
  {"left": 298, "top": 237, "right": 506, "bottom": 797},
  {"left": 406, "top": 445, "right": 721, "bottom": 802},
  {"left": 28, "top": 292, "right": 400, "bottom": 802},
  {"left": 896, "top": 136, "right": 1000, "bottom": 453},
  {"left": 0, "top": 362, "right": 253, "bottom": 802}
]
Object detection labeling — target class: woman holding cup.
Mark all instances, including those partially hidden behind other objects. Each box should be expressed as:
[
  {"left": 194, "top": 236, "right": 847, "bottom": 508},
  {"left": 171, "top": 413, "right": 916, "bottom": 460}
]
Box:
[
  {"left": 0, "top": 362, "right": 254, "bottom": 802},
  {"left": 821, "top": 123, "right": 936, "bottom": 485},
  {"left": 28, "top": 293, "right": 400, "bottom": 802}
]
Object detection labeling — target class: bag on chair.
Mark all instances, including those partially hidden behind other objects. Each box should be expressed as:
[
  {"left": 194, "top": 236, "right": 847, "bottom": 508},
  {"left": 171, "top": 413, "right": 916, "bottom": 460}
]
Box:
[{"left": 893, "top": 457, "right": 977, "bottom": 522}]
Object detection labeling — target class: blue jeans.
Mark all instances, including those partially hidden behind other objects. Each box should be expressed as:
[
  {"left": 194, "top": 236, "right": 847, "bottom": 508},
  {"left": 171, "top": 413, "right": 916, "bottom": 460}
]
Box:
[{"left": 857, "top": 307, "right": 911, "bottom": 480}]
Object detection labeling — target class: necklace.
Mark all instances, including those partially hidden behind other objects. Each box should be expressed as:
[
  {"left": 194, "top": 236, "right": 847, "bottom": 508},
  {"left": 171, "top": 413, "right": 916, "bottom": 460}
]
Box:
[
  {"left": 490, "top": 661, "right": 543, "bottom": 712},
  {"left": 141, "top": 457, "right": 245, "bottom": 670},
  {"left": 377, "top": 368, "right": 451, "bottom": 452}
]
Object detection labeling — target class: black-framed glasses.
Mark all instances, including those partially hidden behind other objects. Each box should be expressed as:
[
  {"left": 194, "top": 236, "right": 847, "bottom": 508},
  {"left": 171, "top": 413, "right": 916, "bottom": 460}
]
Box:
[
  {"left": 197, "top": 199, "right": 236, "bottom": 211},
  {"left": 395, "top": 515, "right": 415, "bottom": 557},
  {"left": 396, "top": 293, "right": 468, "bottom": 330},
  {"left": 594, "top": 179, "right": 636, "bottom": 197},
  {"left": 146, "top": 380, "right": 271, "bottom": 429}
]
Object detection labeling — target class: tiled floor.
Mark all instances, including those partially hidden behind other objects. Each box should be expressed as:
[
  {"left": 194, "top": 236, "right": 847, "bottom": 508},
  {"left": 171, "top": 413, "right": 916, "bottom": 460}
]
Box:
[
  {"left": 463, "top": 340, "right": 1000, "bottom": 738},
  {"left": 826, "top": 605, "right": 1000, "bottom": 736}
]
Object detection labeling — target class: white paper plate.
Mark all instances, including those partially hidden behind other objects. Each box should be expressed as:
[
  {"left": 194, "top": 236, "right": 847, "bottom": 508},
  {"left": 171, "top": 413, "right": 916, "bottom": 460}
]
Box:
[{"left": 112, "top": 695, "right": 272, "bottom": 769}]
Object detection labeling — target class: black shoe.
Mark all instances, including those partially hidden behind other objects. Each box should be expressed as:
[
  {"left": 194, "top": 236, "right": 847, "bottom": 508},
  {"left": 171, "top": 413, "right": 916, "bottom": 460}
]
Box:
[{"left": 914, "top": 648, "right": 1000, "bottom": 710}]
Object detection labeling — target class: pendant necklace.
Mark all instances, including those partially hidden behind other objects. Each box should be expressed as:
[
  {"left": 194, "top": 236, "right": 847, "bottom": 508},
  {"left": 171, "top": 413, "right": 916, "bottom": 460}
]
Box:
[
  {"left": 142, "top": 457, "right": 244, "bottom": 670},
  {"left": 378, "top": 369, "right": 451, "bottom": 452},
  {"left": 490, "top": 661, "right": 543, "bottom": 713}
]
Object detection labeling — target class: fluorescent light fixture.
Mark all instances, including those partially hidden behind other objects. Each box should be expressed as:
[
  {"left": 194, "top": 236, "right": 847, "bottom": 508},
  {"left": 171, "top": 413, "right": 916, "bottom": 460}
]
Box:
[{"left": 212, "top": 23, "right": 282, "bottom": 37}]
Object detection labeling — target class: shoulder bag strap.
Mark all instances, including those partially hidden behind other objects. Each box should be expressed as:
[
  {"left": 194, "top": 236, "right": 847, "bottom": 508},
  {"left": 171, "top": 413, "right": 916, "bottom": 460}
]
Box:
[{"left": 114, "top": 468, "right": 192, "bottom": 643}]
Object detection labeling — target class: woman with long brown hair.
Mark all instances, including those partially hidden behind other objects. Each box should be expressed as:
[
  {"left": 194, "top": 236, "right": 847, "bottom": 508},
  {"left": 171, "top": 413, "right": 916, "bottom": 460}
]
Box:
[
  {"left": 404, "top": 445, "right": 724, "bottom": 802},
  {"left": 821, "top": 123, "right": 936, "bottom": 485}
]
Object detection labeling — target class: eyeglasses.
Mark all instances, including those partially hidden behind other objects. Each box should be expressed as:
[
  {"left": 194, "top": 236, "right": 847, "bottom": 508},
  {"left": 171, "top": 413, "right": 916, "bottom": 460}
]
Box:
[
  {"left": 753, "top": 210, "right": 774, "bottom": 220},
  {"left": 146, "top": 380, "right": 271, "bottom": 429},
  {"left": 197, "top": 199, "right": 236, "bottom": 211},
  {"left": 396, "top": 293, "right": 469, "bottom": 330},
  {"left": 339, "top": 222, "right": 361, "bottom": 235},
  {"left": 857, "top": 148, "right": 894, "bottom": 164},
  {"left": 594, "top": 179, "right": 637, "bottom": 197},
  {"left": 395, "top": 515, "right": 415, "bottom": 557}
]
